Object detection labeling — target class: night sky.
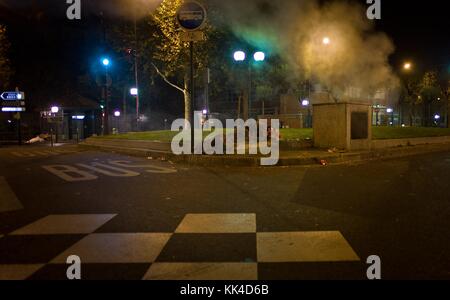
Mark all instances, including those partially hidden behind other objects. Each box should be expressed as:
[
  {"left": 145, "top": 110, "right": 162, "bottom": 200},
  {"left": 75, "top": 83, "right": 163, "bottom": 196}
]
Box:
[{"left": 0, "top": 0, "right": 448, "bottom": 108}]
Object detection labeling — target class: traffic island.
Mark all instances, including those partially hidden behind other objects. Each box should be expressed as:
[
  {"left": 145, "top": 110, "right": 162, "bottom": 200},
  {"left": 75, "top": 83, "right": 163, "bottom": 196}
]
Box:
[{"left": 80, "top": 135, "right": 450, "bottom": 168}]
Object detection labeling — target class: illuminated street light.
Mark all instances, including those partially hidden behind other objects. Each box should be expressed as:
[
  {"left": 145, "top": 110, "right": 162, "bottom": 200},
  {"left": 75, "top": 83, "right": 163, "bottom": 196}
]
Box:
[
  {"left": 253, "top": 51, "right": 266, "bottom": 62},
  {"left": 434, "top": 114, "right": 441, "bottom": 120},
  {"left": 102, "top": 58, "right": 110, "bottom": 67},
  {"left": 233, "top": 51, "right": 246, "bottom": 62},
  {"left": 322, "top": 37, "right": 331, "bottom": 45},
  {"left": 130, "top": 88, "right": 139, "bottom": 96},
  {"left": 202, "top": 109, "right": 208, "bottom": 115},
  {"left": 302, "top": 99, "right": 310, "bottom": 106},
  {"left": 403, "top": 62, "right": 412, "bottom": 70},
  {"left": 51, "top": 106, "right": 59, "bottom": 114},
  {"left": 387, "top": 108, "right": 394, "bottom": 113},
  {"left": 114, "top": 110, "right": 121, "bottom": 117}
]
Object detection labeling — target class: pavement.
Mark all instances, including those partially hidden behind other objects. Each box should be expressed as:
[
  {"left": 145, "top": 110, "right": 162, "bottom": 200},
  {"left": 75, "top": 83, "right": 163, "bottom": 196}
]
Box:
[
  {"left": 0, "top": 144, "right": 450, "bottom": 280},
  {"left": 80, "top": 137, "right": 450, "bottom": 167}
]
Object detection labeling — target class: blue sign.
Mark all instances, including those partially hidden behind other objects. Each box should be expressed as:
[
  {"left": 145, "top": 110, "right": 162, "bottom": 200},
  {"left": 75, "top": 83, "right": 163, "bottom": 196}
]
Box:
[
  {"left": 1, "top": 92, "right": 25, "bottom": 101},
  {"left": 177, "top": 1, "right": 207, "bottom": 31}
]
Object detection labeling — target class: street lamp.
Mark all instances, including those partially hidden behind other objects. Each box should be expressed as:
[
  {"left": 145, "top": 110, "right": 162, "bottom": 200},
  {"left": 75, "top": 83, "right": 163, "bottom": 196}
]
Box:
[
  {"left": 101, "top": 57, "right": 112, "bottom": 135},
  {"left": 302, "top": 100, "right": 311, "bottom": 128},
  {"left": 403, "top": 62, "right": 412, "bottom": 71},
  {"left": 253, "top": 51, "right": 265, "bottom": 62},
  {"left": 130, "top": 88, "right": 138, "bottom": 96},
  {"left": 114, "top": 110, "right": 121, "bottom": 117},
  {"left": 387, "top": 108, "right": 394, "bottom": 126},
  {"left": 102, "top": 58, "right": 110, "bottom": 67},
  {"left": 51, "top": 106, "right": 59, "bottom": 114},
  {"left": 322, "top": 37, "right": 331, "bottom": 45},
  {"left": 233, "top": 50, "right": 266, "bottom": 119},
  {"left": 233, "top": 51, "right": 246, "bottom": 62}
]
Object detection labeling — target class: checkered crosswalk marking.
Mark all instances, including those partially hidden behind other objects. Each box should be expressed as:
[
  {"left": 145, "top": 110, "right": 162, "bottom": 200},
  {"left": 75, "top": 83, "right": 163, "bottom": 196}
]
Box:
[
  {"left": 144, "top": 263, "right": 258, "bottom": 280},
  {"left": 9, "top": 149, "right": 80, "bottom": 158},
  {"left": 175, "top": 213, "right": 257, "bottom": 233},
  {"left": 10, "top": 214, "right": 117, "bottom": 235},
  {"left": 256, "top": 232, "right": 360, "bottom": 263},
  {"left": 0, "top": 176, "right": 23, "bottom": 213},
  {"left": 0, "top": 213, "right": 361, "bottom": 280},
  {"left": 51, "top": 233, "right": 172, "bottom": 264},
  {"left": 0, "top": 264, "right": 45, "bottom": 280}
]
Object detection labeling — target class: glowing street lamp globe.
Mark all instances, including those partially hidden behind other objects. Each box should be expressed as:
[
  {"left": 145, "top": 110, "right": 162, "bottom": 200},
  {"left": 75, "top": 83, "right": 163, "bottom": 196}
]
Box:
[
  {"left": 233, "top": 51, "right": 246, "bottom": 62},
  {"left": 130, "top": 88, "right": 138, "bottom": 96},
  {"left": 253, "top": 51, "right": 265, "bottom": 62},
  {"left": 102, "top": 58, "right": 110, "bottom": 66},
  {"left": 51, "top": 106, "right": 59, "bottom": 114},
  {"left": 387, "top": 108, "right": 394, "bottom": 113},
  {"left": 114, "top": 111, "right": 121, "bottom": 117},
  {"left": 322, "top": 37, "right": 331, "bottom": 45}
]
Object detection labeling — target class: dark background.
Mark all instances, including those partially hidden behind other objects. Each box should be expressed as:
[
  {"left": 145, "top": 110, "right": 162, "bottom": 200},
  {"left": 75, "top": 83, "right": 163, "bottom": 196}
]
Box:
[{"left": 0, "top": 0, "right": 448, "bottom": 112}]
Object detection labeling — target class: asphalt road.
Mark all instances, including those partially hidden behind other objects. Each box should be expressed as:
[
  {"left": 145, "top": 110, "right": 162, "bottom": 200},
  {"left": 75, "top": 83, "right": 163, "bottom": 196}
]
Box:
[{"left": 0, "top": 144, "right": 449, "bottom": 280}]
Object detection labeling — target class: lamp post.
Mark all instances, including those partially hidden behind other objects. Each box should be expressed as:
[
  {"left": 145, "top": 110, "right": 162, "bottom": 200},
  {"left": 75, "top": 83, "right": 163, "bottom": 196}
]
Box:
[
  {"left": 387, "top": 108, "right": 394, "bottom": 126},
  {"left": 233, "top": 50, "right": 266, "bottom": 119},
  {"left": 101, "top": 57, "right": 111, "bottom": 135}
]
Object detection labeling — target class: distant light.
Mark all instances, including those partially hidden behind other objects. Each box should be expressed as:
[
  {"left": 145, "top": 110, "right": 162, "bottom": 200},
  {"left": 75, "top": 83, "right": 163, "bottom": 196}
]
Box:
[
  {"left": 130, "top": 88, "right": 139, "bottom": 96},
  {"left": 253, "top": 51, "right": 265, "bottom": 62},
  {"left": 100, "top": 105, "right": 105, "bottom": 109},
  {"left": 437, "top": 98, "right": 441, "bottom": 101},
  {"left": 434, "top": 114, "right": 441, "bottom": 120},
  {"left": 102, "top": 58, "right": 110, "bottom": 66},
  {"left": 202, "top": 109, "right": 208, "bottom": 115},
  {"left": 72, "top": 115, "right": 85, "bottom": 120},
  {"left": 404, "top": 62, "right": 412, "bottom": 70},
  {"left": 17, "top": 94, "right": 23, "bottom": 100},
  {"left": 322, "top": 37, "right": 331, "bottom": 45},
  {"left": 402, "top": 124, "right": 406, "bottom": 127},
  {"left": 387, "top": 108, "right": 393, "bottom": 113},
  {"left": 7, "top": 120, "right": 12, "bottom": 123},
  {"left": 233, "top": 51, "right": 246, "bottom": 62},
  {"left": 302, "top": 99, "right": 310, "bottom": 106},
  {"left": 114, "top": 111, "right": 121, "bottom": 117},
  {"left": 51, "top": 106, "right": 59, "bottom": 113},
  {"left": 389, "top": 122, "right": 393, "bottom": 125}
]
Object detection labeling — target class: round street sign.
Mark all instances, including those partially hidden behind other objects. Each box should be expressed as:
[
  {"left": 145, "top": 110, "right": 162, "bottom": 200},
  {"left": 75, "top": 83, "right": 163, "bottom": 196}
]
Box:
[{"left": 177, "top": 1, "right": 207, "bottom": 31}]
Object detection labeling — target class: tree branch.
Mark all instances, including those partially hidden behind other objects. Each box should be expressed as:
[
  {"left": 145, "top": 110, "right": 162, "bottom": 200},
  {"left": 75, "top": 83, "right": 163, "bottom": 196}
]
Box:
[{"left": 151, "top": 63, "right": 185, "bottom": 94}]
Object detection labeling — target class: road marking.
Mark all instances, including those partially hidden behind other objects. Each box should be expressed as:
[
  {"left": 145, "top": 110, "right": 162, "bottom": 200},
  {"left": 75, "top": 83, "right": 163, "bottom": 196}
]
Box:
[
  {"left": 42, "top": 165, "right": 99, "bottom": 182},
  {"left": 42, "top": 161, "right": 177, "bottom": 182},
  {"left": 0, "top": 176, "right": 24, "bottom": 212},
  {"left": 0, "top": 265, "right": 45, "bottom": 280},
  {"left": 109, "top": 161, "right": 178, "bottom": 174},
  {"left": 11, "top": 151, "right": 36, "bottom": 157},
  {"left": 144, "top": 263, "right": 258, "bottom": 280},
  {"left": 76, "top": 163, "right": 140, "bottom": 177}
]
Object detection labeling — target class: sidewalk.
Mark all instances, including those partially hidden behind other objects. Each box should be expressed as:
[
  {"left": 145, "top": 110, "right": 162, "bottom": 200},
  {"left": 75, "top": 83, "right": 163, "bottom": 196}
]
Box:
[{"left": 80, "top": 137, "right": 450, "bottom": 167}]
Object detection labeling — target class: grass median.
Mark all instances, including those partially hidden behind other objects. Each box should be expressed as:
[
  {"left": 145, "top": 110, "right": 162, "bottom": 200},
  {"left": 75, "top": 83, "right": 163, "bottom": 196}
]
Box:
[{"left": 92, "top": 127, "right": 450, "bottom": 142}]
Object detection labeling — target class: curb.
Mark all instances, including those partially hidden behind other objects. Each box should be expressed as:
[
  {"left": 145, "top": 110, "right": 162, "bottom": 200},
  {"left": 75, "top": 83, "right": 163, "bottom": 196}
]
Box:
[{"left": 79, "top": 141, "right": 450, "bottom": 168}]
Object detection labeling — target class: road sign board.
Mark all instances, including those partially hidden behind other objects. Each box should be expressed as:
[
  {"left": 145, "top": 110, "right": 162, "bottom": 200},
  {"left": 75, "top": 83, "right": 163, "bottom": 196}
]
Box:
[
  {"left": 177, "top": 1, "right": 207, "bottom": 31},
  {"left": 1, "top": 92, "right": 25, "bottom": 101},
  {"left": 2, "top": 100, "right": 25, "bottom": 107},
  {"left": 2, "top": 107, "right": 26, "bottom": 112},
  {"left": 180, "top": 31, "right": 205, "bottom": 42}
]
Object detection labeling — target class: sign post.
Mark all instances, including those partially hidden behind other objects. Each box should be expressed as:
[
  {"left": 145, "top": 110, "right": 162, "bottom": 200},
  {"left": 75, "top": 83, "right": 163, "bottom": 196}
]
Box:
[
  {"left": 176, "top": 1, "right": 207, "bottom": 151},
  {"left": 1, "top": 90, "right": 26, "bottom": 145}
]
